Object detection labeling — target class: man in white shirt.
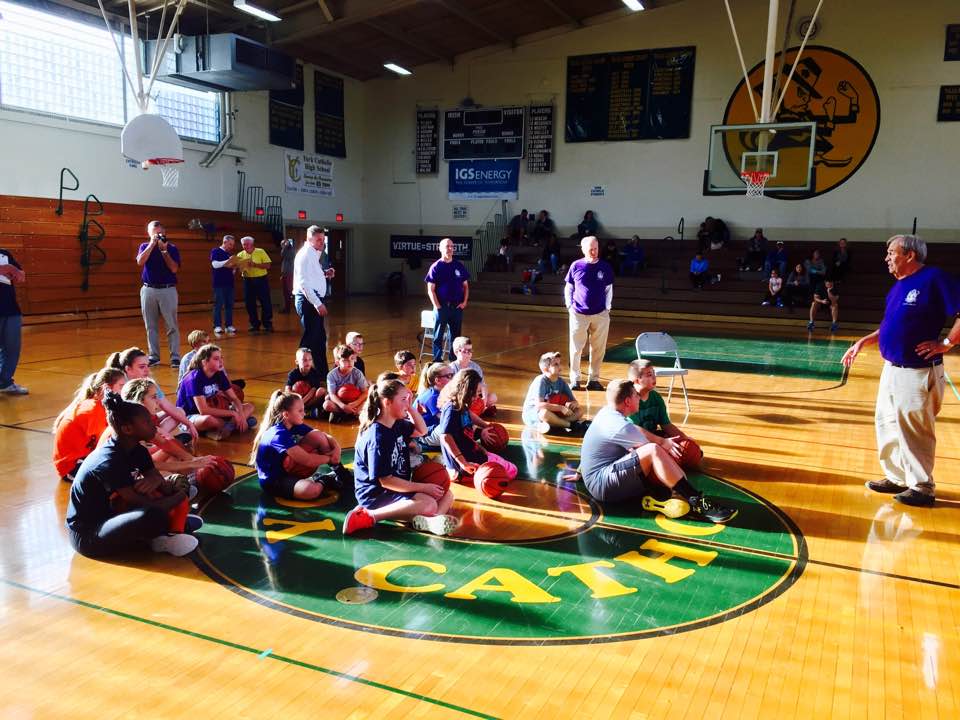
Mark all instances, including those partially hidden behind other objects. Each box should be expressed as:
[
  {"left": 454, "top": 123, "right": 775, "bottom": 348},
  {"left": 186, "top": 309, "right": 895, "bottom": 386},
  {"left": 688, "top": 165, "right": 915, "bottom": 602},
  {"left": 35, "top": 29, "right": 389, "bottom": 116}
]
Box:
[{"left": 293, "top": 226, "right": 334, "bottom": 376}]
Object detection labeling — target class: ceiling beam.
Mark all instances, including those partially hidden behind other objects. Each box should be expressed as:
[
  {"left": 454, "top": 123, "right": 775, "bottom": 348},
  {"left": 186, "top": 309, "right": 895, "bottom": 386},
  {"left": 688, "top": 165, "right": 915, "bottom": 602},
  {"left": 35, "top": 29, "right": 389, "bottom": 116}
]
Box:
[
  {"left": 273, "top": 0, "right": 423, "bottom": 45},
  {"left": 364, "top": 18, "right": 455, "bottom": 66},
  {"left": 433, "top": 0, "right": 513, "bottom": 47},
  {"left": 537, "top": 0, "right": 582, "bottom": 27}
]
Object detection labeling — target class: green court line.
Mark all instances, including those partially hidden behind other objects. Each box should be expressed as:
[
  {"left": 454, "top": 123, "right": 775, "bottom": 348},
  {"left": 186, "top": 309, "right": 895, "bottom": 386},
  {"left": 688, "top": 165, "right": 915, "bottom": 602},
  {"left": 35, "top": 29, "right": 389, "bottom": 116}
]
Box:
[
  {"left": 1, "top": 577, "right": 499, "bottom": 720},
  {"left": 944, "top": 366, "right": 960, "bottom": 402}
]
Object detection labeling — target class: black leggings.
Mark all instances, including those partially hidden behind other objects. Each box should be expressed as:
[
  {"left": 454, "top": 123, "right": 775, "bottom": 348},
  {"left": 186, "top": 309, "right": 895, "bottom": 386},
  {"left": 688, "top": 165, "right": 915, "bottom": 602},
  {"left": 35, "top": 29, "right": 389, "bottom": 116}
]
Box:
[{"left": 69, "top": 507, "right": 168, "bottom": 558}]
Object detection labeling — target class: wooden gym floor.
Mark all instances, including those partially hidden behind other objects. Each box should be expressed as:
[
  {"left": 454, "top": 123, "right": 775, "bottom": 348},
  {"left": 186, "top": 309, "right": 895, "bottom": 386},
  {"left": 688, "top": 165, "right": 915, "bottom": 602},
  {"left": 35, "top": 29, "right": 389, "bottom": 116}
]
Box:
[{"left": 1, "top": 297, "right": 957, "bottom": 719}]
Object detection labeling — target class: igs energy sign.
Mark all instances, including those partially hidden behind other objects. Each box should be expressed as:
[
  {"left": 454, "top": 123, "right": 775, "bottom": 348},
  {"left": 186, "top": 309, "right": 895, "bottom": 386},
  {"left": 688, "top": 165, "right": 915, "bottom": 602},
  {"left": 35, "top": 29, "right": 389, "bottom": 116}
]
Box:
[
  {"left": 390, "top": 235, "right": 472, "bottom": 260},
  {"left": 448, "top": 159, "right": 519, "bottom": 200}
]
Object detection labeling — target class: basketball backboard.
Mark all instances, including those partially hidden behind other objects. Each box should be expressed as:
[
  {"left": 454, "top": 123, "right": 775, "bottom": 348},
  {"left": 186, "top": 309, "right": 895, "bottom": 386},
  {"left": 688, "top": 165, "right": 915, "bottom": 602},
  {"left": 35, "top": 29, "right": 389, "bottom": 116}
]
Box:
[{"left": 705, "top": 121, "right": 817, "bottom": 196}]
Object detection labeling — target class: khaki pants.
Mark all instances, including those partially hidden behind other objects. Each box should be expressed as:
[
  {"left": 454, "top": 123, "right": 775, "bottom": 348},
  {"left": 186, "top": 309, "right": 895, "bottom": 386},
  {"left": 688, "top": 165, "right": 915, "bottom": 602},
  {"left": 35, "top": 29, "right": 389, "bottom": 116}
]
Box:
[
  {"left": 875, "top": 361, "right": 945, "bottom": 495},
  {"left": 568, "top": 309, "right": 610, "bottom": 384}
]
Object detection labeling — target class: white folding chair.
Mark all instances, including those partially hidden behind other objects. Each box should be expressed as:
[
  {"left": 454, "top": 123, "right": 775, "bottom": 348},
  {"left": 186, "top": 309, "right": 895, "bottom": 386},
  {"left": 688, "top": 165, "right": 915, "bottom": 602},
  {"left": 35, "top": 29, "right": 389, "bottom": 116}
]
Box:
[
  {"left": 635, "top": 331, "right": 690, "bottom": 424},
  {"left": 419, "top": 309, "right": 451, "bottom": 362}
]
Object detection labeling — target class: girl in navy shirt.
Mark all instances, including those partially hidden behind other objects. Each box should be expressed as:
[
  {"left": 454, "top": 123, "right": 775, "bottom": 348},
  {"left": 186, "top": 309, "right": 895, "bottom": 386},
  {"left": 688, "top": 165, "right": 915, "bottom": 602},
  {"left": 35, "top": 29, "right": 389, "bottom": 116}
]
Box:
[
  {"left": 343, "top": 379, "right": 457, "bottom": 536},
  {"left": 251, "top": 390, "right": 349, "bottom": 500}
]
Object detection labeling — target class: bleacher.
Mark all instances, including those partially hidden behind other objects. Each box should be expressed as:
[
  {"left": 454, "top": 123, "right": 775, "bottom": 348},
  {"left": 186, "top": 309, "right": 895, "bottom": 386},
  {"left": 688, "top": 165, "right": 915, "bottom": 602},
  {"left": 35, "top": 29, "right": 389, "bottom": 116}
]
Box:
[{"left": 470, "top": 234, "right": 960, "bottom": 327}]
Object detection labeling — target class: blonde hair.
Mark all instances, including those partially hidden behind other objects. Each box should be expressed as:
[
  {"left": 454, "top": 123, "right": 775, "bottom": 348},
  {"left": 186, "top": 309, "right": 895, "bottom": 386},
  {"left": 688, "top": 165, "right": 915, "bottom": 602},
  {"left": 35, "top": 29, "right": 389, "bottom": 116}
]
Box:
[
  {"left": 249, "top": 390, "right": 303, "bottom": 464},
  {"left": 437, "top": 369, "right": 481, "bottom": 411},
  {"left": 187, "top": 330, "right": 210, "bottom": 348},
  {"left": 538, "top": 351, "right": 561, "bottom": 371},
  {"left": 452, "top": 336, "right": 471, "bottom": 353},
  {"left": 121, "top": 377, "right": 158, "bottom": 403},
  {"left": 359, "top": 379, "right": 408, "bottom": 434},
  {"left": 420, "top": 361, "right": 449, "bottom": 390},
  {"left": 54, "top": 367, "right": 126, "bottom": 431},
  {"left": 345, "top": 331, "right": 362, "bottom": 345},
  {"left": 627, "top": 358, "right": 653, "bottom": 380}
]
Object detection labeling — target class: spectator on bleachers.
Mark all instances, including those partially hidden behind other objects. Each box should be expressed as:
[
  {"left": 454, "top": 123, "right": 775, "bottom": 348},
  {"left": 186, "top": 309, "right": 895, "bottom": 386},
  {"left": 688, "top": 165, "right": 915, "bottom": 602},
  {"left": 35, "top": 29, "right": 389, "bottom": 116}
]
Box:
[
  {"left": 761, "top": 269, "right": 784, "bottom": 307},
  {"left": 690, "top": 252, "right": 710, "bottom": 289},
  {"left": 507, "top": 209, "right": 528, "bottom": 245},
  {"left": 785, "top": 262, "right": 811, "bottom": 307},
  {"left": 531, "top": 210, "right": 556, "bottom": 247},
  {"left": 764, "top": 241, "right": 788, "bottom": 277},
  {"left": 602, "top": 239, "right": 620, "bottom": 275},
  {"left": 805, "top": 249, "right": 827, "bottom": 288},
  {"left": 577, "top": 210, "right": 599, "bottom": 239},
  {"left": 741, "top": 228, "right": 768, "bottom": 271},
  {"left": 621, "top": 236, "right": 645, "bottom": 276},
  {"left": 706, "top": 217, "right": 730, "bottom": 250},
  {"left": 808, "top": 278, "right": 840, "bottom": 332},
  {"left": 697, "top": 222, "right": 710, "bottom": 253},
  {"left": 831, "top": 237, "right": 852, "bottom": 280},
  {"left": 540, "top": 235, "right": 561, "bottom": 274}
]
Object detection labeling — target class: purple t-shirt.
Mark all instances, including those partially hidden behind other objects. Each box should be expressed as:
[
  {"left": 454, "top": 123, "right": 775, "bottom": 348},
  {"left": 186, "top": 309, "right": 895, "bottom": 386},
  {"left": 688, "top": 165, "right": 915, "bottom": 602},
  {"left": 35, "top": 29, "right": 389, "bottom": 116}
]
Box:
[
  {"left": 565, "top": 258, "right": 613, "bottom": 315},
  {"left": 176, "top": 368, "right": 231, "bottom": 415},
  {"left": 879, "top": 266, "right": 960, "bottom": 367},
  {"left": 210, "top": 247, "right": 234, "bottom": 288},
  {"left": 255, "top": 422, "right": 314, "bottom": 484},
  {"left": 138, "top": 241, "right": 180, "bottom": 286},
  {"left": 425, "top": 259, "right": 470, "bottom": 305}
]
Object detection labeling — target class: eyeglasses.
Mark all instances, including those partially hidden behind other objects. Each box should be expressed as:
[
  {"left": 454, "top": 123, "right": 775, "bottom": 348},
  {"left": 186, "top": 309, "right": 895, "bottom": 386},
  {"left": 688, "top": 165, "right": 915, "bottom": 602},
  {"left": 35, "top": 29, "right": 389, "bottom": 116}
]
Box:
[{"left": 459, "top": 348, "right": 474, "bottom": 354}]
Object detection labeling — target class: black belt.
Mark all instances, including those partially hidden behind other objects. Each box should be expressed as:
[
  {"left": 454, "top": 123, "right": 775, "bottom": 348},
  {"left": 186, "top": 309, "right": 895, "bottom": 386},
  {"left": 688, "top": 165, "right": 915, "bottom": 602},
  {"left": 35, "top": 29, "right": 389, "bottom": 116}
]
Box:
[
  {"left": 143, "top": 283, "right": 176, "bottom": 289},
  {"left": 889, "top": 358, "right": 942, "bottom": 369}
]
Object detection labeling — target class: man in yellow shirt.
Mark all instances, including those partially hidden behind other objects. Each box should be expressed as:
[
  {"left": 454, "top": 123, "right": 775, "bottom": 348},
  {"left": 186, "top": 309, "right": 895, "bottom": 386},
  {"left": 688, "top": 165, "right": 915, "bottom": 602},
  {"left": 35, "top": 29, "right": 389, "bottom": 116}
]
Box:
[{"left": 236, "top": 236, "right": 273, "bottom": 333}]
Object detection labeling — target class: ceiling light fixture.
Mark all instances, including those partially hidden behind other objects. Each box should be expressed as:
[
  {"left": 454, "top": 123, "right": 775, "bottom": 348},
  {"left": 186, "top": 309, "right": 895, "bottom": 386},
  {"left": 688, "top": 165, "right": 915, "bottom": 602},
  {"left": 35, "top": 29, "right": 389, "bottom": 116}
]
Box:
[
  {"left": 233, "top": 0, "right": 282, "bottom": 22},
  {"left": 383, "top": 63, "right": 412, "bottom": 76},
  {"left": 622, "top": 0, "right": 645, "bottom": 11}
]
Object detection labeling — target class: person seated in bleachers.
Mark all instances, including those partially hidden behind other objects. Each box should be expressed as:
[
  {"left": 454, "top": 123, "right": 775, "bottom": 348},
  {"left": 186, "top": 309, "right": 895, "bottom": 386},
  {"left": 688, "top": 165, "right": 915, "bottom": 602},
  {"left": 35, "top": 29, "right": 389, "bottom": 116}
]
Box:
[
  {"left": 761, "top": 269, "right": 784, "bottom": 307},
  {"left": 496, "top": 237, "right": 513, "bottom": 271},
  {"left": 531, "top": 209, "right": 556, "bottom": 247},
  {"left": 831, "top": 237, "right": 852, "bottom": 280},
  {"left": 602, "top": 239, "right": 620, "bottom": 275},
  {"left": 763, "top": 241, "right": 788, "bottom": 277},
  {"left": 506, "top": 209, "right": 528, "bottom": 245},
  {"left": 808, "top": 278, "right": 840, "bottom": 332},
  {"left": 706, "top": 216, "right": 730, "bottom": 250},
  {"left": 621, "top": 235, "right": 645, "bottom": 276},
  {"left": 805, "top": 249, "right": 827, "bottom": 288},
  {"left": 690, "top": 252, "right": 710, "bottom": 289},
  {"left": 741, "top": 228, "right": 768, "bottom": 271},
  {"left": 540, "top": 234, "right": 561, "bottom": 274},
  {"left": 577, "top": 210, "right": 599, "bottom": 239},
  {"left": 784, "top": 262, "right": 811, "bottom": 308}
]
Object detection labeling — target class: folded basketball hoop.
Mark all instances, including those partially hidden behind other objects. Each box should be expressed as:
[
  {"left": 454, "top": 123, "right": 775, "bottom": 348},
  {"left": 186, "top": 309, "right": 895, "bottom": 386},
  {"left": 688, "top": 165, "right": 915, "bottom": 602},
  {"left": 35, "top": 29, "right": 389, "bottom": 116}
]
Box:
[
  {"left": 121, "top": 114, "right": 184, "bottom": 189},
  {"left": 740, "top": 170, "right": 771, "bottom": 198}
]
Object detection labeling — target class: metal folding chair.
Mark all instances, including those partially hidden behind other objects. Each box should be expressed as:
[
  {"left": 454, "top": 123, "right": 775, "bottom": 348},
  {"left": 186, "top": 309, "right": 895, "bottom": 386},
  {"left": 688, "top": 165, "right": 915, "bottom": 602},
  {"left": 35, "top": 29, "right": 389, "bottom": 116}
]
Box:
[
  {"left": 419, "top": 309, "right": 451, "bottom": 363},
  {"left": 635, "top": 331, "right": 691, "bottom": 424}
]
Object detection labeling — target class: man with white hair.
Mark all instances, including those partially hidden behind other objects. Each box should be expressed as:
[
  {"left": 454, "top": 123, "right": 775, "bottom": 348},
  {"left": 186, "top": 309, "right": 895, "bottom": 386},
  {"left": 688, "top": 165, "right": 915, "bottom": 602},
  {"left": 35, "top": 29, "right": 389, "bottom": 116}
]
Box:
[
  {"left": 425, "top": 238, "right": 470, "bottom": 362},
  {"left": 843, "top": 234, "right": 960, "bottom": 507},
  {"left": 236, "top": 235, "right": 273, "bottom": 333},
  {"left": 564, "top": 235, "right": 613, "bottom": 391}
]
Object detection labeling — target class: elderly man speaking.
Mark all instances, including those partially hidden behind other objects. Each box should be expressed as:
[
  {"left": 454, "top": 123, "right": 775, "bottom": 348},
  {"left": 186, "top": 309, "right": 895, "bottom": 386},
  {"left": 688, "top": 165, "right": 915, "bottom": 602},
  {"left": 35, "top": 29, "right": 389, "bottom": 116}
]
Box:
[{"left": 564, "top": 235, "right": 613, "bottom": 391}]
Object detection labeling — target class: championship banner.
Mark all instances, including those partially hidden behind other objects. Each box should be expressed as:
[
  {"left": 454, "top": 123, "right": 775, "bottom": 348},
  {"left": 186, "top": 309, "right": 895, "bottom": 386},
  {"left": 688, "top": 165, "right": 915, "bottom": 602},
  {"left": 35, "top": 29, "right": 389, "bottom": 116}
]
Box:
[
  {"left": 283, "top": 150, "right": 335, "bottom": 196},
  {"left": 448, "top": 159, "right": 519, "bottom": 200},
  {"left": 390, "top": 235, "right": 472, "bottom": 260}
]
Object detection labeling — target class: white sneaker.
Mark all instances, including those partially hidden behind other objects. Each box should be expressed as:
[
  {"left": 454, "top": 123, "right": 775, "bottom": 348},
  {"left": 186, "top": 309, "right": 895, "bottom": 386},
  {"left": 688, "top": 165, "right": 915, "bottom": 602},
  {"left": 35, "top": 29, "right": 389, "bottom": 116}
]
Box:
[
  {"left": 641, "top": 496, "right": 691, "bottom": 519},
  {"left": 536, "top": 420, "right": 551, "bottom": 434},
  {"left": 0, "top": 382, "right": 29, "bottom": 395},
  {"left": 214, "top": 326, "right": 224, "bottom": 336},
  {"left": 226, "top": 326, "right": 237, "bottom": 335},
  {"left": 151, "top": 533, "right": 199, "bottom": 556},
  {"left": 412, "top": 514, "right": 460, "bottom": 536}
]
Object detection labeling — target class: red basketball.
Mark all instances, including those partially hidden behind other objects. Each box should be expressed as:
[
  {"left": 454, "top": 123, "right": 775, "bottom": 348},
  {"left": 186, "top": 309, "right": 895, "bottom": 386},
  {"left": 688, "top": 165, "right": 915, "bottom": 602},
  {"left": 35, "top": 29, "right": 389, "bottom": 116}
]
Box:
[
  {"left": 207, "top": 392, "right": 231, "bottom": 411},
  {"left": 480, "top": 423, "right": 509, "bottom": 452},
  {"left": 337, "top": 383, "right": 362, "bottom": 403},
  {"left": 230, "top": 383, "right": 245, "bottom": 402},
  {"left": 412, "top": 460, "right": 450, "bottom": 491},
  {"left": 677, "top": 438, "right": 704, "bottom": 470},
  {"left": 195, "top": 456, "right": 236, "bottom": 494},
  {"left": 547, "top": 393, "right": 569, "bottom": 406},
  {"left": 473, "top": 462, "right": 510, "bottom": 499},
  {"left": 469, "top": 396, "right": 486, "bottom": 416},
  {"left": 282, "top": 453, "right": 317, "bottom": 479},
  {"left": 291, "top": 380, "right": 312, "bottom": 396}
]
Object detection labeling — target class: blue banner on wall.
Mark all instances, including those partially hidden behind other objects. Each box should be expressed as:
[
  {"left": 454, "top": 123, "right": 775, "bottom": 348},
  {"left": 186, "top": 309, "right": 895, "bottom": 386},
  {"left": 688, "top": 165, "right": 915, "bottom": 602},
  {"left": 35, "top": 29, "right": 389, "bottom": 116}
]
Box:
[{"left": 448, "top": 159, "right": 520, "bottom": 200}]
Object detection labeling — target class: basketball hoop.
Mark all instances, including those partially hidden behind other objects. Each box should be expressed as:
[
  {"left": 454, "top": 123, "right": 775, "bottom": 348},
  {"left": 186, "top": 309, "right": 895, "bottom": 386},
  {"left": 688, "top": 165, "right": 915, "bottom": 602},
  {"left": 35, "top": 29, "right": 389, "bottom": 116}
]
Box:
[
  {"left": 143, "top": 158, "right": 183, "bottom": 188},
  {"left": 741, "top": 170, "right": 771, "bottom": 198}
]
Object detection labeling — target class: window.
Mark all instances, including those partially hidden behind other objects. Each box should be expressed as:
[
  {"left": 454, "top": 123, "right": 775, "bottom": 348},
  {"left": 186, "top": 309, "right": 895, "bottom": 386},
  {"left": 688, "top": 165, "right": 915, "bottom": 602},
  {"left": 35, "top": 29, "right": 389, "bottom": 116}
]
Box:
[{"left": 0, "top": 1, "right": 220, "bottom": 142}]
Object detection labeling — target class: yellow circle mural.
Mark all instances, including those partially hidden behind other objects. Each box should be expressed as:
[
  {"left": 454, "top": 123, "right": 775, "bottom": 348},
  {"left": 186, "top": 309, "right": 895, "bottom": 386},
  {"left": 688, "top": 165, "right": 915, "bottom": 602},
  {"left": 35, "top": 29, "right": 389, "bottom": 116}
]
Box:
[{"left": 723, "top": 46, "right": 881, "bottom": 199}]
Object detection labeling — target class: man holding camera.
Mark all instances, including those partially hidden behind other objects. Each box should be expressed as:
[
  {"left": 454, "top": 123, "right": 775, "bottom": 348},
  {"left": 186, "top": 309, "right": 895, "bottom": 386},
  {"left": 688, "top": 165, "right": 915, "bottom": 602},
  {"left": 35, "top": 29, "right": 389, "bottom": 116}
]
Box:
[{"left": 136, "top": 220, "right": 181, "bottom": 368}]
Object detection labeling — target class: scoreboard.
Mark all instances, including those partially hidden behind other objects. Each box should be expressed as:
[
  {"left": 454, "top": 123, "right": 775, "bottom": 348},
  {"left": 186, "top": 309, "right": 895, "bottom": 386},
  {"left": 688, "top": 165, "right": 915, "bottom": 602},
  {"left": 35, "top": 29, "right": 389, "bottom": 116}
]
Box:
[{"left": 443, "top": 106, "right": 525, "bottom": 160}]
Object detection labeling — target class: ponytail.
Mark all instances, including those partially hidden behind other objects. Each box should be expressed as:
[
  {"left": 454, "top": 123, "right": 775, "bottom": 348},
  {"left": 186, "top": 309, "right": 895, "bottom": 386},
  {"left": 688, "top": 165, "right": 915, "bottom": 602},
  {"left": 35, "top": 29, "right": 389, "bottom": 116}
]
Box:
[
  {"left": 107, "top": 347, "right": 147, "bottom": 373},
  {"left": 249, "top": 389, "right": 301, "bottom": 464},
  {"left": 54, "top": 368, "right": 126, "bottom": 431},
  {"left": 359, "top": 379, "right": 406, "bottom": 434}
]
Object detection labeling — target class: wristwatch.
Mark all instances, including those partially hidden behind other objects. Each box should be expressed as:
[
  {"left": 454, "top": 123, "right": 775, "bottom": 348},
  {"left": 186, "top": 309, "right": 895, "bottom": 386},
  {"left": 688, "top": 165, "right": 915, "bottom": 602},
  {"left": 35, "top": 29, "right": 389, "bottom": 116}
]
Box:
[{"left": 943, "top": 337, "right": 954, "bottom": 348}]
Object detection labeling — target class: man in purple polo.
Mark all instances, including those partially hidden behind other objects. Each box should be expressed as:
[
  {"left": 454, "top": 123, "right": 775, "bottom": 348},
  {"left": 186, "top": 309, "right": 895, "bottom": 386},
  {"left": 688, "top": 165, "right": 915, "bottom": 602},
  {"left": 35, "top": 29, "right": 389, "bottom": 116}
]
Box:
[
  {"left": 565, "top": 235, "right": 613, "bottom": 391},
  {"left": 425, "top": 238, "right": 470, "bottom": 362},
  {"left": 136, "top": 220, "right": 181, "bottom": 368}
]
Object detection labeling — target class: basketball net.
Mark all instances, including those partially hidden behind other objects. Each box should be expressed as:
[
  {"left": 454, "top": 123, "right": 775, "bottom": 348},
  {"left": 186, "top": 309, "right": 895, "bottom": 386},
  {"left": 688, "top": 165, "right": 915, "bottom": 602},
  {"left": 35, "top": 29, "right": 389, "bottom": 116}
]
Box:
[
  {"left": 741, "top": 171, "right": 771, "bottom": 199},
  {"left": 143, "top": 158, "right": 182, "bottom": 188}
]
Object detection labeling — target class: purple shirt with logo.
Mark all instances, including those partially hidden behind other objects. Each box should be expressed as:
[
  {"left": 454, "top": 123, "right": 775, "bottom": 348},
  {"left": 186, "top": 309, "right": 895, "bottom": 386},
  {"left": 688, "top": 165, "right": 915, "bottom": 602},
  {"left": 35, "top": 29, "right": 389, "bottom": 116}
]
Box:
[
  {"left": 425, "top": 259, "right": 470, "bottom": 305},
  {"left": 138, "top": 242, "right": 180, "bottom": 286},
  {"left": 879, "top": 266, "right": 960, "bottom": 367},
  {"left": 565, "top": 258, "right": 613, "bottom": 315},
  {"left": 210, "top": 247, "right": 234, "bottom": 288},
  {"left": 176, "top": 368, "right": 231, "bottom": 415}
]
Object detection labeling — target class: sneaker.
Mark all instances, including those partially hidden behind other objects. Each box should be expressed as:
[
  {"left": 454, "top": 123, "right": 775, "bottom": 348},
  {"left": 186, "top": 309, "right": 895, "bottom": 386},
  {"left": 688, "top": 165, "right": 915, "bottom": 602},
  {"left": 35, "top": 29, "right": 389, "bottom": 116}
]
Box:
[
  {"left": 761, "top": 300, "right": 771, "bottom": 306},
  {"left": 865, "top": 479, "right": 903, "bottom": 494},
  {"left": 0, "top": 382, "right": 29, "bottom": 395},
  {"left": 689, "top": 495, "right": 738, "bottom": 524},
  {"left": 536, "top": 420, "right": 551, "bottom": 434},
  {"left": 226, "top": 326, "right": 237, "bottom": 335},
  {"left": 806, "top": 321, "right": 814, "bottom": 331},
  {"left": 148, "top": 358, "right": 162, "bottom": 367},
  {"left": 776, "top": 300, "right": 784, "bottom": 308},
  {"left": 263, "top": 325, "right": 274, "bottom": 333},
  {"left": 170, "top": 358, "right": 180, "bottom": 369},
  {"left": 214, "top": 326, "right": 224, "bottom": 337},
  {"left": 642, "top": 496, "right": 691, "bottom": 519},
  {"left": 343, "top": 506, "right": 376, "bottom": 535},
  {"left": 332, "top": 463, "right": 354, "bottom": 488},
  {"left": 570, "top": 382, "right": 584, "bottom": 392},
  {"left": 412, "top": 514, "right": 460, "bottom": 536},
  {"left": 184, "top": 514, "right": 204, "bottom": 533},
  {"left": 150, "top": 533, "right": 199, "bottom": 556},
  {"left": 830, "top": 322, "right": 840, "bottom": 332},
  {"left": 570, "top": 420, "right": 592, "bottom": 436},
  {"left": 586, "top": 380, "right": 605, "bottom": 391},
  {"left": 894, "top": 489, "right": 935, "bottom": 507}
]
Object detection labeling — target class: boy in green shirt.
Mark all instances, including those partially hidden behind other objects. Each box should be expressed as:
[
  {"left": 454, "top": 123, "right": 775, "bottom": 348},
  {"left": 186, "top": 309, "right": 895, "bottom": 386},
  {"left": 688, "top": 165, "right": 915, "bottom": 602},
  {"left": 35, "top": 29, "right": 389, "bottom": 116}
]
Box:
[{"left": 627, "top": 359, "right": 696, "bottom": 461}]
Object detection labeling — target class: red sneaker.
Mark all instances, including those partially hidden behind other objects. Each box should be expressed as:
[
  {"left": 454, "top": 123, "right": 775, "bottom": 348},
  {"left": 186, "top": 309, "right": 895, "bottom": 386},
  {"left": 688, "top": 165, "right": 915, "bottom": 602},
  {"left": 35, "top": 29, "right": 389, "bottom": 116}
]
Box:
[{"left": 343, "top": 506, "right": 376, "bottom": 535}]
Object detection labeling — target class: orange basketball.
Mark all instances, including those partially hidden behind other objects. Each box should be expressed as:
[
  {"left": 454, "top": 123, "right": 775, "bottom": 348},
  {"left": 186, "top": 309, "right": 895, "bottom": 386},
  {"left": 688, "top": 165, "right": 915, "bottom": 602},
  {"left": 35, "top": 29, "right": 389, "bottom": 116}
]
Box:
[
  {"left": 196, "top": 456, "right": 236, "bottom": 494},
  {"left": 282, "top": 454, "right": 316, "bottom": 479},
  {"left": 480, "top": 423, "right": 509, "bottom": 452},
  {"left": 469, "top": 396, "right": 486, "bottom": 416},
  {"left": 547, "top": 393, "right": 569, "bottom": 406},
  {"left": 291, "top": 380, "right": 312, "bottom": 396},
  {"left": 677, "top": 438, "right": 704, "bottom": 470},
  {"left": 473, "top": 461, "right": 510, "bottom": 499},
  {"left": 412, "top": 460, "right": 450, "bottom": 491},
  {"left": 337, "top": 383, "right": 362, "bottom": 402},
  {"left": 207, "top": 392, "right": 231, "bottom": 411}
]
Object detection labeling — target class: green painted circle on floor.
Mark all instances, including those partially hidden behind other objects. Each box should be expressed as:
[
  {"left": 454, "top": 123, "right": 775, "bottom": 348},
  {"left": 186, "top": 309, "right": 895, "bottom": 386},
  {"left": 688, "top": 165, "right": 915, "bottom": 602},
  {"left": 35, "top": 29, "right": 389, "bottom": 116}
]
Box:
[{"left": 194, "top": 441, "right": 805, "bottom": 645}]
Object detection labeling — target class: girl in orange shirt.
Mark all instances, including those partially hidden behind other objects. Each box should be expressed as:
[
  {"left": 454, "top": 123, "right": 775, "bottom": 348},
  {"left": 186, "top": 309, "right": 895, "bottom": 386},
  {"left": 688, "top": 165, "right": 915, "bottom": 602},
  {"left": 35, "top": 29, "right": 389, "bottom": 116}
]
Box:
[{"left": 53, "top": 368, "right": 126, "bottom": 481}]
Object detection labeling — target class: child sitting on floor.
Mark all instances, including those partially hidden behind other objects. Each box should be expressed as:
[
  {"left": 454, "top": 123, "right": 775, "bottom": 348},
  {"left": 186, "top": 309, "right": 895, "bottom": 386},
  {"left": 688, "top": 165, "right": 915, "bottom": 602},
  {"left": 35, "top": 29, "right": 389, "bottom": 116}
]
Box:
[
  {"left": 345, "top": 331, "right": 366, "bottom": 377},
  {"left": 394, "top": 350, "right": 418, "bottom": 394},
  {"left": 178, "top": 329, "right": 210, "bottom": 384},
  {"left": 448, "top": 336, "right": 498, "bottom": 416},
  {"left": 522, "top": 351, "right": 587, "bottom": 435},
  {"left": 285, "top": 347, "right": 328, "bottom": 417},
  {"left": 176, "top": 344, "right": 256, "bottom": 441},
  {"left": 324, "top": 344, "right": 369, "bottom": 421},
  {"left": 415, "top": 361, "right": 454, "bottom": 450}
]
